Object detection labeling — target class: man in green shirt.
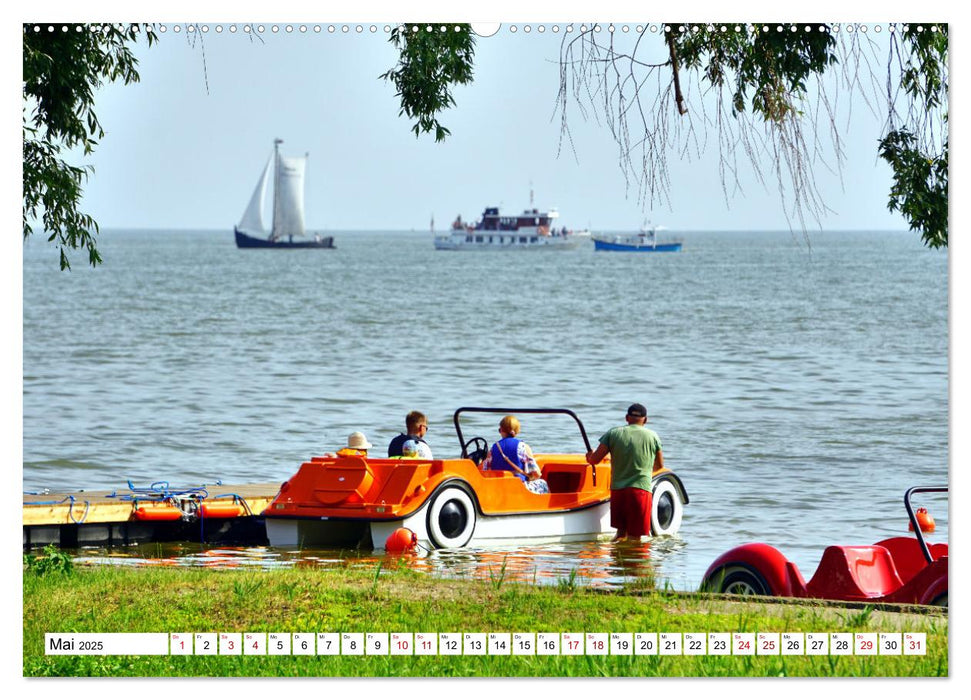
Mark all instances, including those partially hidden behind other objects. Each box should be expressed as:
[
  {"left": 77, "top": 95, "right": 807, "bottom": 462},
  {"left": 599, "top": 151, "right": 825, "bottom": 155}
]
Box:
[{"left": 585, "top": 403, "right": 663, "bottom": 541}]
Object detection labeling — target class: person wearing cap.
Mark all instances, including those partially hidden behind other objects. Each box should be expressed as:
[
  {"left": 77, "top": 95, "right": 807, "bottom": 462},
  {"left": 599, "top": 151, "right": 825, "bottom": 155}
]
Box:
[
  {"left": 585, "top": 403, "right": 663, "bottom": 541},
  {"left": 387, "top": 411, "right": 433, "bottom": 459},
  {"left": 399, "top": 439, "right": 426, "bottom": 459},
  {"left": 335, "top": 431, "right": 372, "bottom": 457},
  {"left": 481, "top": 415, "right": 550, "bottom": 495}
]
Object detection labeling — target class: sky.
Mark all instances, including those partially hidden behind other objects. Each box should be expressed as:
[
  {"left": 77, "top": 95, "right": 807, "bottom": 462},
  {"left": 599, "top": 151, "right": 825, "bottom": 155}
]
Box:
[{"left": 44, "top": 18, "right": 923, "bottom": 233}]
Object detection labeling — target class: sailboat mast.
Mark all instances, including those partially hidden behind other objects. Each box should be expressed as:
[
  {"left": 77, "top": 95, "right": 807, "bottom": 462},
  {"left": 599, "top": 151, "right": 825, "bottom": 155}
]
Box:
[{"left": 271, "top": 138, "right": 283, "bottom": 241}]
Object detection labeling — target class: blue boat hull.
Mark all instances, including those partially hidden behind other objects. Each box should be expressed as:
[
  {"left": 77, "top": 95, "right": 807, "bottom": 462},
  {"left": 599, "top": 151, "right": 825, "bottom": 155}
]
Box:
[
  {"left": 235, "top": 228, "right": 335, "bottom": 249},
  {"left": 593, "top": 239, "right": 682, "bottom": 252}
]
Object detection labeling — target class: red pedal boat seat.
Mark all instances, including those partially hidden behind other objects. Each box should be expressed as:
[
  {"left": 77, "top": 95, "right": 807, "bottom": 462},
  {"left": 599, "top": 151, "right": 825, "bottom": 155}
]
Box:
[
  {"left": 806, "top": 545, "right": 904, "bottom": 599},
  {"left": 875, "top": 536, "right": 947, "bottom": 584}
]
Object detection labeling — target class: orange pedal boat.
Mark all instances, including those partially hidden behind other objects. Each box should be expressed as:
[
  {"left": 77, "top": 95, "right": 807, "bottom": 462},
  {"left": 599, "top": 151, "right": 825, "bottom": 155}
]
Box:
[{"left": 264, "top": 407, "right": 689, "bottom": 550}]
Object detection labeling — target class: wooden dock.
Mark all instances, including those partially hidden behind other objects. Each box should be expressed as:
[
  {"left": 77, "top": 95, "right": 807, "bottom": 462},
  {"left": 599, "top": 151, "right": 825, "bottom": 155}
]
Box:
[{"left": 23, "top": 482, "right": 281, "bottom": 549}]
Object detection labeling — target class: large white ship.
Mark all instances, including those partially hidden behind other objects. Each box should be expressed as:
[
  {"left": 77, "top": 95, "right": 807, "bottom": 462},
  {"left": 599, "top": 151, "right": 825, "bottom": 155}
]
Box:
[{"left": 434, "top": 203, "right": 589, "bottom": 251}]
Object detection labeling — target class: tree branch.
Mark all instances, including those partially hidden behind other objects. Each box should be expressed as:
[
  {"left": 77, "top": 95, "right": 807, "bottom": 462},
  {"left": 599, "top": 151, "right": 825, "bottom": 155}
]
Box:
[{"left": 666, "top": 29, "right": 688, "bottom": 116}]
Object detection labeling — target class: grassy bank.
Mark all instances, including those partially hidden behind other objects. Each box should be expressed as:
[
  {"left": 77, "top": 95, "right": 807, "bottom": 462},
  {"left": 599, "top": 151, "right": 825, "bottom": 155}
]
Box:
[{"left": 23, "top": 555, "right": 948, "bottom": 677}]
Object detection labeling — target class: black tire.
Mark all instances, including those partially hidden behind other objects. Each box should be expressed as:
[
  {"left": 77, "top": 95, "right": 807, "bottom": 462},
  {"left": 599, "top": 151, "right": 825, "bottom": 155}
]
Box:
[
  {"left": 651, "top": 478, "right": 683, "bottom": 536},
  {"left": 703, "top": 565, "right": 771, "bottom": 596},
  {"left": 426, "top": 485, "right": 477, "bottom": 549},
  {"left": 930, "top": 592, "right": 948, "bottom": 608}
]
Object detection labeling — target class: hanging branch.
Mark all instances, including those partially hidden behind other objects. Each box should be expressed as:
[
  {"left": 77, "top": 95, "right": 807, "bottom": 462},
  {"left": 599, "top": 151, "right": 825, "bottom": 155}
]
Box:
[{"left": 665, "top": 28, "right": 688, "bottom": 115}]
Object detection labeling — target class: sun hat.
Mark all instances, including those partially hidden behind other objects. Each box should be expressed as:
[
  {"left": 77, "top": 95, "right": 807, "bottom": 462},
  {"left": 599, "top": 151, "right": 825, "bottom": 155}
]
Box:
[
  {"left": 626, "top": 403, "right": 648, "bottom": 419},
  {"left": 346, "top": 431, "right": 373, "bottom": 450}
]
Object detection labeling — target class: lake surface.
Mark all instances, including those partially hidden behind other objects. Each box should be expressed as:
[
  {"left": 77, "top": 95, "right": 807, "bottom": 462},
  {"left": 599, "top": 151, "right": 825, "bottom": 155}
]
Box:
[{"left": 22, "top": 229, "right": 949, "bottom": 590}]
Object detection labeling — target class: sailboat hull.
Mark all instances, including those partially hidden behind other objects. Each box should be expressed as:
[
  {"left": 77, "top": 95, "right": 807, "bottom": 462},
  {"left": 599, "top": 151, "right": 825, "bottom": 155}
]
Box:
[{"left": 234, "top": 228, "right": 335, "bottom": 249}]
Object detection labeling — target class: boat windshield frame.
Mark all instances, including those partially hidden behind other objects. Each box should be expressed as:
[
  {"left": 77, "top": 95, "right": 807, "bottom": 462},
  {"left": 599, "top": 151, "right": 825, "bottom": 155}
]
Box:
[
  {"left": 452, "top": 407, "right": 594, "bottom": 457},
  {"left": 904, "top": 485, "right": 948, "bottom": 563}
]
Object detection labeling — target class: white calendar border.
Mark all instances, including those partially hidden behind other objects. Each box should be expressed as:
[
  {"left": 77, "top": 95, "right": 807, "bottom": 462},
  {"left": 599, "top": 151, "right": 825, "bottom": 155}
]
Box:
[
  {"left": 46, "top": 630, "right": 934, "bottom": 658},
  {"left": 10, "top": 0, "right": 960, "bottom": 696}
]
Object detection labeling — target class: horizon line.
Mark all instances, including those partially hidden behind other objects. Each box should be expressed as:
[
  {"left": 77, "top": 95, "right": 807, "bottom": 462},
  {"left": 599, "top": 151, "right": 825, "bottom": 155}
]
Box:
[{"left": 93, "top": 226, "right": 916, "bottom": 234}]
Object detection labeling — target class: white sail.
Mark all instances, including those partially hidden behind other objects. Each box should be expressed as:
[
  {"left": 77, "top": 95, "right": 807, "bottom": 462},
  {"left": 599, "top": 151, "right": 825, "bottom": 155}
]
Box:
[
  {"left": 238, "top": 156, "right": 272, "bottom": 234},
  {"left": 271, "top": 155, "right": 307, "bottom": 240}
]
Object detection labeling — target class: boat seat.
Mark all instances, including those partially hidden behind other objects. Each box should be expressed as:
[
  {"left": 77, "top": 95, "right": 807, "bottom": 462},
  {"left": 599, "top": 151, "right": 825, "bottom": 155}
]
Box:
[
  {"left": 480, "top": 471, "right": 515, "bottom": 479},
  {"left": 875, "top": 536, "right": 948, "bottom": 584},
  {"left": 542, "top": 463, "right": 588, "bottom": 494},
  {"left": 806, "top": 545, "right": 904, "bottom": 599}
]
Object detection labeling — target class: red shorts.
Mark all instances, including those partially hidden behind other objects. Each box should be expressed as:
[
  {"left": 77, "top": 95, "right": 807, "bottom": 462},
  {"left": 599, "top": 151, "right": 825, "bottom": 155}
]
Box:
[{"left": 610, "top": 488, "right": 653, "bottom": 537}]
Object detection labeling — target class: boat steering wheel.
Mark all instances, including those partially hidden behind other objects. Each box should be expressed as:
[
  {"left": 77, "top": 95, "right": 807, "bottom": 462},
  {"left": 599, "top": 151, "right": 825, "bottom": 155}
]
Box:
[{"left": 462, "top": 437, "right": 489, "bottom": 466}]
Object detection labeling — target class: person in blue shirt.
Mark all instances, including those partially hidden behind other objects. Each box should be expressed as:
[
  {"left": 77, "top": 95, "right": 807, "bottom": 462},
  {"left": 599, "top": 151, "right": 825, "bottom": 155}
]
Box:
[{"left": 481, "top": 415, "right": 549, "bottom": 494}]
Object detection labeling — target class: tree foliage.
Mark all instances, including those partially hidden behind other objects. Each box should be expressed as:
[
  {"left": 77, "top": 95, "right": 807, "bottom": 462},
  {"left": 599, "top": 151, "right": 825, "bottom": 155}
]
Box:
[
  {"left": 673, "top": 26, "right": 838, "bottom": 122},
  {"left": 380, "top": 24, "right": 475, "bottom": 142},
  {"left": 878, "top": 25, "right": 948, "bottom": 248},
  {"left": 555, "top": 23, "right": 948, "bottom": 244},
  {"left": 23, "top": 23, "right": 157, "bottom": 270}
]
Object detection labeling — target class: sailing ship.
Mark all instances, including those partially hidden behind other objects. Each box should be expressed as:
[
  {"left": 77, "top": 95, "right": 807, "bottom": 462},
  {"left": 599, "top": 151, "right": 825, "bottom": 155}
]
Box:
[{"left": 234, "top": 139, "right": 335, "bottom": 249}]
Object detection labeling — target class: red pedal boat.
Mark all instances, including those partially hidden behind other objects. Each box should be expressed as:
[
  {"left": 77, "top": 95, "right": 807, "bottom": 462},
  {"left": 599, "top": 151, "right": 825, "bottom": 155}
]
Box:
[{"left": 700, "top": 486, "right": 948, "bottom": 606}]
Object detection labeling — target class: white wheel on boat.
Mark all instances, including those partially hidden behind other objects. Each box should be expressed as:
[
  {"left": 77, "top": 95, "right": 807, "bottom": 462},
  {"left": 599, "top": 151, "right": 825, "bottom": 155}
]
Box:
[
  {"left": 265, "top": 519, "right": 299, "bottom": 547},
  {"left": 651, "top": 479, "right": 683, "bottom": 536},
  {"left": 426, "top": 486, "right": 477, "bottom": 549}
]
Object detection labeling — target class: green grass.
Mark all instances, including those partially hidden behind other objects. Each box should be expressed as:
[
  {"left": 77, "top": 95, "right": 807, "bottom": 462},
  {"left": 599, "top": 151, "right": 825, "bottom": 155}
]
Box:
[{"left": 23, "top": 559, "right": 948, "bottom": 677}]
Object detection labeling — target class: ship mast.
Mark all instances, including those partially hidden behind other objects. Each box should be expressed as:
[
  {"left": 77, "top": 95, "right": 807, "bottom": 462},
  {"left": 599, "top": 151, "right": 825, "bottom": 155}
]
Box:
[{"left": 270, "top": 138, "right": 283, "bottom": 241}]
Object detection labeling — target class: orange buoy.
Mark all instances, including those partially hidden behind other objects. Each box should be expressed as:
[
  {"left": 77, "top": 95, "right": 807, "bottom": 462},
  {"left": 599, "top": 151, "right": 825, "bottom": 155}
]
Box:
[
  {"left": 199, "top": 502, "right": 247, "bottom": 518},
  {"left": 132, "top": 504, "right": 184, "bottom": 521},
  {"left": 909, "top": 507, "right": 936, "bottom": 533},
  {"left": 385, "top": 527, "right": 418, "bottom": 554}
]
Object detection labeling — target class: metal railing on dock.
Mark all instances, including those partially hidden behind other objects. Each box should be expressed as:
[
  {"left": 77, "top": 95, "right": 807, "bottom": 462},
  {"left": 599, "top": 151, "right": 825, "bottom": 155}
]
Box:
[{"left": 23, "top": 482, "right": 281, "bottom": 549}]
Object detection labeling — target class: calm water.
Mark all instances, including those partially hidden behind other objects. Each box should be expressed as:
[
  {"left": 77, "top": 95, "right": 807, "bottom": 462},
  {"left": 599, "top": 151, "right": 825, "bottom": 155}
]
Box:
[{"left": 22, "top": 229, "right": 949, "bottom": 590}]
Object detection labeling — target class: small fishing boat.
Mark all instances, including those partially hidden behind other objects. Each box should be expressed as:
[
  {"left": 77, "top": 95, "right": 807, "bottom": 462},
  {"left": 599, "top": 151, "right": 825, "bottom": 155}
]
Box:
[
  {"left": 592, "top": 222, "right": 682, "bottom": 252},
  {"left": 234, "top": 139, "right": 335, "bottom": 249},
  {"left": 263, "top": 407, "right": 688, "bottom": 550},
  {"left": 434, "top": 193, "right": 589, "bottom": 251}
]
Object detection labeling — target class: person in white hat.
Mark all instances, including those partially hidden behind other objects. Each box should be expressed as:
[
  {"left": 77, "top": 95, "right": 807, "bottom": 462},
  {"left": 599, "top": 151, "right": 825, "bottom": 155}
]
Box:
[{"left": 334, "top": 431, "right": 372, "bottom": 457}]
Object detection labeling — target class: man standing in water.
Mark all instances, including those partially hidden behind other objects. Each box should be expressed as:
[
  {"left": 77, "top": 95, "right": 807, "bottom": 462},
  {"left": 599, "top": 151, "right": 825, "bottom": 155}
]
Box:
[{"left": 585, "top": 403, "right": 663, "bottom": 541}]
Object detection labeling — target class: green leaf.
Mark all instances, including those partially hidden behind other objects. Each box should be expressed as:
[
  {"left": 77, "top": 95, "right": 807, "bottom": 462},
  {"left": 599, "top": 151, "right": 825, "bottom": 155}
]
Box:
[
  {"left": 382, "top": 24, "right": 475, "bottom": 141},
  {"left": 22, "top": 22, "right": 158, "bottom": 269}
]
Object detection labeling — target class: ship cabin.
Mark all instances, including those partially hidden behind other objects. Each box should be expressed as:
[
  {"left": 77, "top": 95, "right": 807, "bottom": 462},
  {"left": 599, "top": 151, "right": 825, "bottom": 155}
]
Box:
[{"left": 475, "top": 207, "right": 560, "bottom": 232}]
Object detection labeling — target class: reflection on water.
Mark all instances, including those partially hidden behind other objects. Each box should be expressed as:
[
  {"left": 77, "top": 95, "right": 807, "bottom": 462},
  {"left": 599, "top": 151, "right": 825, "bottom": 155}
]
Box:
[{"left": 70, "top": 538, "right": 690, "bottom": 591}]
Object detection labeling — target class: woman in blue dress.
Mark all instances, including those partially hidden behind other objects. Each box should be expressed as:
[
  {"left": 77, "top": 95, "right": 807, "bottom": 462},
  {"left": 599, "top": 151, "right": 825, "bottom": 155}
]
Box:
[{"left": 481, "top": 415, "right": 550, "bottom": 494}]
